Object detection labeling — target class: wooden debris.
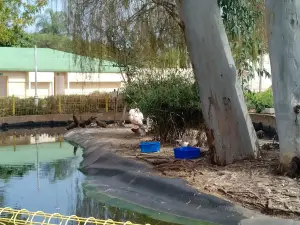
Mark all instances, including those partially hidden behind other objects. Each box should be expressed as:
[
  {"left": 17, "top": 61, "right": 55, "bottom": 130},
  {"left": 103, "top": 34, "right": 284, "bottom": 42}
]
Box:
[
  {"left": 96, "top": 120, "right": 108, "bottom": 128},
  {"left": 66, "top": 114, "right": 107, "bottom": 130},
  {"left": 136, "top": 154, "right": 200, "bottom": 172}
]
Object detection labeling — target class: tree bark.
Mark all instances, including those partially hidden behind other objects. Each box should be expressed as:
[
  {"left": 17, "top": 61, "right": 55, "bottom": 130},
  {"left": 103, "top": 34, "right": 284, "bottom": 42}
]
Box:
[
  {"left": 176, "top": 0, "right": 259, "bottom": 165},
  {"left": 266, "top": 0, "right": 300, "bottom": 170}
]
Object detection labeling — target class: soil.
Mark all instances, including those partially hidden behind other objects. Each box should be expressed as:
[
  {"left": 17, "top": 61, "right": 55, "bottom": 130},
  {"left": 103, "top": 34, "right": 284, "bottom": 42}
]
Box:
[{"left": 91, "top": 127, "right": 300, "bottom": 220}]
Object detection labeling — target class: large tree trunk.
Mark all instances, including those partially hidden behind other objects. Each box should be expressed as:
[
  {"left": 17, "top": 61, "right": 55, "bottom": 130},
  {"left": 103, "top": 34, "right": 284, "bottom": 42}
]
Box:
[
  {"left": 176, "top": 0, "right": 259, "bottom": 165},
  {"left": 266, "top": 0, "right": 300, "bottom": 171}
]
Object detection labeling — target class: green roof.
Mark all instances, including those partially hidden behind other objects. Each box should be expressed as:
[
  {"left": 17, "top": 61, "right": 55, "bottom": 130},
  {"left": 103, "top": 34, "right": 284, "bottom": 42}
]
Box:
[{"left": 0, "top": 47, "right": 120, "bottom": 73}]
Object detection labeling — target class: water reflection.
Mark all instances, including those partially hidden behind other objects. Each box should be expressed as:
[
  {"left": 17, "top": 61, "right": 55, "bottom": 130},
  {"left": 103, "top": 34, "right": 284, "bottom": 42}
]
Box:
[
  {"left": 0, "top": 129, "right": 180, "bottom": 225},
  {"left": 0, "top": 127, "right": 66, "bottom": 148}
]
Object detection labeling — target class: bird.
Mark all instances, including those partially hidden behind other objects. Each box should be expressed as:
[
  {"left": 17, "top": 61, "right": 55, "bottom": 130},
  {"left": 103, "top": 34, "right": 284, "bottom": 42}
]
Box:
[
  {"left": 176, "top": 140, "right": 189, "bottom": 147},
  {"left": 129, "top": 108, "right": 144, "bottom": 128},
  {"left": 128, "top": 108, "right": 146, "bottom": 136},
  {"left": 176, "top": 135, "right": 198, "bottom": 147},
  {"left": 129, "top": 108, "right": 144, "bottom": 127}
]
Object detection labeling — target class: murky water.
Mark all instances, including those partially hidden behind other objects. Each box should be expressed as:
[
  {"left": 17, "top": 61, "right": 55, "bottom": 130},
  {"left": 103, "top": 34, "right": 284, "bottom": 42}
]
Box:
[{"left": 0, "top": 128, "right": 185, "bottom": 225}]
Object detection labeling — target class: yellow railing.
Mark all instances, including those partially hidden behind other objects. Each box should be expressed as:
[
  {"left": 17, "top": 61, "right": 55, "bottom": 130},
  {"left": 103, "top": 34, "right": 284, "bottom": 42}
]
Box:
[
  {"left": 0, "top": 94, "right": 125, "bottom": 117},
  {"left": 0, "top": 207, "right": 150, "bottom": 225}
]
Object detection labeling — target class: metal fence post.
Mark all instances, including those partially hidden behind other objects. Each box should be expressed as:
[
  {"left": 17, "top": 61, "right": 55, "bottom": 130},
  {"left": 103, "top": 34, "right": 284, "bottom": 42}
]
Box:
[{"left": 12, "top": 95, "right": 15, "bottom": 116}]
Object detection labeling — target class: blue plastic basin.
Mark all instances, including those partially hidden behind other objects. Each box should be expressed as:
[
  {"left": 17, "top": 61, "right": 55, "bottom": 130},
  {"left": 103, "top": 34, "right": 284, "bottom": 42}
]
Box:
[
  {"left": 173, "top": 146, "right": 201, "bottom": 159},
  {"left": 140, "top": 141, "right": 160, "bottom": 153}
]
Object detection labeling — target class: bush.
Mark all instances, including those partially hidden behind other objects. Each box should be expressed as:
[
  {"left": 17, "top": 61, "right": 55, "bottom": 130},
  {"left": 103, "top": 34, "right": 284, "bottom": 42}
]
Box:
[
  {"left": 122, "top": 70, "right": 204, "bottom": 142},
  {"left": 0, "top": 94, "right": 124, "bottom": 117},
  {"left": 244, "top": 88, "right": 273, "bottom": 113}
]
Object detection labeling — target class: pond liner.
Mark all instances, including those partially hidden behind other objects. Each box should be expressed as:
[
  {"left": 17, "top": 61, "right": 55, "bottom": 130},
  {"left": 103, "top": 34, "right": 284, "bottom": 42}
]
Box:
[
  {"left": 0, "top": 121, "right": 72, "bottom": 131},
  {"left": 0, "top": 119, "right": 134, "bottom": 131},
  {"left": 64, "top": 129, "right": 254, "bottom": 225},
  {"left": 64, "top": 129, "right": 300, "bottom": 225}
]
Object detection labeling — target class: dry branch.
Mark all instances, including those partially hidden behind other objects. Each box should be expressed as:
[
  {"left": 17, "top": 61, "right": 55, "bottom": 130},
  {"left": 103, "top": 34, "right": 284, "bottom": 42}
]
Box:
[{"left": 66, "top": 114, "right": 107, "bottom": 130}]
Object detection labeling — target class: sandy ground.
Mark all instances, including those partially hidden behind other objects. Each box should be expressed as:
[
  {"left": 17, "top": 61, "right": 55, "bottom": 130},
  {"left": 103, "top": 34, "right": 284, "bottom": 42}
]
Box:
[{"left": 81, "top": 127, "right": 300, "bottom": 220}]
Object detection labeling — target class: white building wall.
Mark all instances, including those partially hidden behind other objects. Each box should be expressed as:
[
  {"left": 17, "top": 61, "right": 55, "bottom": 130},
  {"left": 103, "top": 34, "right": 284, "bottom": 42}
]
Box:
[
  {"left": 66, "top": 72, "right": 123, "bottom": 94},
  {"left": 0, "top": 76, "right": 7, "bottom": 97},
  {"left": 66, "top": 82, "right": 121, "bottom": 95},
  {"left": 55, "top": 74, "right": 66, "bottom": 95},
  {"left": 245, "top": 54, "right": 272, "bottom": 92},
  {"left": 1, "top": 71, "right": 124, "bottom": 98},
  {"left": 4, "top": 72, "right": 27, "bottom": 98},
  {"left": 67, "top": 72, "right": 123, "bottom": 82},
  {"left": 27, "top": 72, "right": 54, "bottom": 97}
]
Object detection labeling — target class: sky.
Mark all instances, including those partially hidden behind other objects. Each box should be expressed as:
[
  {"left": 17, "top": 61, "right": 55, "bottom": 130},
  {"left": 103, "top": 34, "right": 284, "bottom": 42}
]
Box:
[{"left": 25, "top": 0, "right": 63, "bottom": 33}]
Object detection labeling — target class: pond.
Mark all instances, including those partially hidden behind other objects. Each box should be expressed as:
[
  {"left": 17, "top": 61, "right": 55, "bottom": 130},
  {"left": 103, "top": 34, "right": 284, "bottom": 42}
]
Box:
[{"left": 0, "top": 128, "right": 191, "bottom": 225}]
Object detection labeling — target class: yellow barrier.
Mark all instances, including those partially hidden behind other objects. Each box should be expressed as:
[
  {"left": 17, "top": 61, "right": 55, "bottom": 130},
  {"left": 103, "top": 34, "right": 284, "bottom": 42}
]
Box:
[
  {"left": 0, "top": 95, "right": 125, "bottom": 117},
  {"left": 0, "top": 207, "right": 150, "bottom": 225},
  {"left": 12, "top": 95, "right": 15, "bottom": 116}
]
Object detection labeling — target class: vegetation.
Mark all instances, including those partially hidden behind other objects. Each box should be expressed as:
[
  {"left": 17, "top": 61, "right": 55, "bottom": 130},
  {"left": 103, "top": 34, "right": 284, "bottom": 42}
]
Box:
[
  {"left": 0, "top": 165, "right": 34, "bottom": 181},
  {"left": 0, "top": 95, "right": 123, "bottom": 117},
  {"left": 0, "top": 2, "right": 72, "bottom": 51},
  {"left": 0, "top": 0, "right": 47, "bottom": 47},
  {"left": 219, "top": 0, "right": 267, "bottom": 80},
  {"left": 36, "top": 8, "right": 67, "bottom": 35},
  {"left": 32, "top": 33, "right": 73, "bottom": 52},
  {"left": 244, "top": 88, "right": 273, "bottom": 113},
  {"left": 123, "top": 70, "right": 203, "bottom": 142},
  {"left": 61, "top": 0, "right": 266, "bottom": 165},
  {"left": 61, "top": 0, "right": 266, "bottom": 77},
  {"left": 0, "top": 88, "right": 274, "bottom": 120}
]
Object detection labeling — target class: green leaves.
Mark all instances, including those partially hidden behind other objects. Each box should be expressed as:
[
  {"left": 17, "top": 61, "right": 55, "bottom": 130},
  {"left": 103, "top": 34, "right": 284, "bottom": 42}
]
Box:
[
  {"left": 219, "top": 0, "right": 265, "bottom": 74},
  {"left": 36, "top": 8, "right": 68, "bottom": 35},
  {"left": 65, "top": 0, "right": 265, "bottom": 74},
  {"left": 32, "top": 33, "right": 73, "bottom": 52},
  {"left": 0, "top": 0, "right": 47, "bottom": 47},
  {"left": 122, "top": 71, "right": 203, "bottom": 142},
  {"left": 244, "top": 88, "right": 273, "bottom": 113}
]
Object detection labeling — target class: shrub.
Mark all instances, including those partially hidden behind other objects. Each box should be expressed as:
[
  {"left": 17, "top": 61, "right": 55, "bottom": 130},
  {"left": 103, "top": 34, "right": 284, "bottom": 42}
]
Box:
[
  {"left": 0, "top": 95, "right": 124, "bottom": 117},
  {"left": 122, "top": 70, "right": 204, "bottom": 142},
  {"left": 244, "top": 88, "right": 273, "bottom": 113}
]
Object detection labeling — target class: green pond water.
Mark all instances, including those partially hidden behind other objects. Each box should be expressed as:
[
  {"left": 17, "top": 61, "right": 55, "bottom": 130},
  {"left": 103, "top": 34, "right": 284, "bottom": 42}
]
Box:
[{"left": 0, "top": 129, "right": 208, "bottom": 225}]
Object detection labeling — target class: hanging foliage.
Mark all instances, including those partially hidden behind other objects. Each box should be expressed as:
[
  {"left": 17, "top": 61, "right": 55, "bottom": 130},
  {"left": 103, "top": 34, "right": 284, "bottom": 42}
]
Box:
[{"left": 59, "top": 0, "right": 265, "bottom": 78}]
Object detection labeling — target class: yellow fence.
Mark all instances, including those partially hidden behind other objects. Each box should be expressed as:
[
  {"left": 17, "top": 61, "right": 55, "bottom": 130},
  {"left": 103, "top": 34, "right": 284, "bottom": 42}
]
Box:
[
  {"left": 0, "top": 207, "right": 150, "bottom": 225},
  {"left": 0, "top": 95, "right": 125, "bottom": 117}
]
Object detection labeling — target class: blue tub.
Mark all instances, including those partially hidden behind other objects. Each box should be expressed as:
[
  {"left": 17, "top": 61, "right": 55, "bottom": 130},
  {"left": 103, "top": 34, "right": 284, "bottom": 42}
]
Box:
[
  {"left": 140, "top": 141, "right": 160, "bottom": 153},
  {"left": 173, "top": 146, "right": 201, "bottom": 159}
]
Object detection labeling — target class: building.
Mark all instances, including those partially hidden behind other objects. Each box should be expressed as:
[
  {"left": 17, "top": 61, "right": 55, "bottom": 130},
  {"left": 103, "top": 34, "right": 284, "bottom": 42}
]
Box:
[
  {"left": 244, "top": 54, "right": 272, "bottom": 92},
  {"left": 0, "top": 47, "right": 124, "bottom": 98}
]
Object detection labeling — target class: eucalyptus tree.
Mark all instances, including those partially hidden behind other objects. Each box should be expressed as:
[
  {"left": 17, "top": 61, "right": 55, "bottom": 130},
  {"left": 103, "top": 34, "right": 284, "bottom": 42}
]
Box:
[
  {"left": 65, "top": 0, "right": 186, "bottom": 76},
  {"left": 63, "top": 0, "right": 264, "bottom": 165},
  {"left": 266, "top": 0, "right": 300, "bottom": 172}
]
